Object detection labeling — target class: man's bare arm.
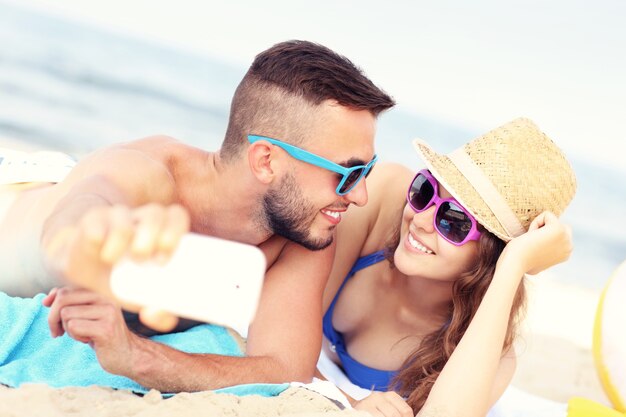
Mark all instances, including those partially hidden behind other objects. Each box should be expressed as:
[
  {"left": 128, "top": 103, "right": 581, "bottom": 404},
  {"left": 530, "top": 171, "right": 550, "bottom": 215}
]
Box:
[{"left": 40, "top": 140, "right": 184, "bottom": 295}]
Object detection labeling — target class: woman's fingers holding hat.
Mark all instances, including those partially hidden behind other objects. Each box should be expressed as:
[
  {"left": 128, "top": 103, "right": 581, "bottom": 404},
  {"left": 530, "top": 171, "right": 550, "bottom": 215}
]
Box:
[
  {"left": 528, "top": 211, "right": 559, "bottom": 231},
  {"left": 500, "top": 212, "right": 573, "bottom": 276},
  {"left": 529, "top": 211, "right": 573, "bottom": 254},
  {"left": 517, "top": 212, "right": 573, "bottom": 275}
]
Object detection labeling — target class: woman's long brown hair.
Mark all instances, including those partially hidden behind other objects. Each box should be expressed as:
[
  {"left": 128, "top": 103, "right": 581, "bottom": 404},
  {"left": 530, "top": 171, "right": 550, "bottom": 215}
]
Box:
[{"left": 384, "top": 226, "right": 527, "bottom": 413}]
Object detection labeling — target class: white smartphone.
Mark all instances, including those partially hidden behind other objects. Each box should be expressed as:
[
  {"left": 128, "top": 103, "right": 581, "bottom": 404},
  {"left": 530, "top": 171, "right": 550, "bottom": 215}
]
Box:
[{"left": 110, "top": 233, "right": 266, "bottom": 333}]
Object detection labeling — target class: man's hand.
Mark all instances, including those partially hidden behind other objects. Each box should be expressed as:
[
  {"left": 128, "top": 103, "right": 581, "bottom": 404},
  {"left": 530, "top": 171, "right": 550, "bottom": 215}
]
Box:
[
  {"left": 43, "top": 203, "right": 190, "bottom": 331},
  {"left": 353, "top": 391, "right": 413, "bottom": 417},
  {"left": 42, "top": 287, "right": 140, "bottom": 377},
  {"left": 44, "top": 203, "right": 190, "bottom": 288},
  {"left": 498, "top": 211, "right": 573, "bottom": 276}
]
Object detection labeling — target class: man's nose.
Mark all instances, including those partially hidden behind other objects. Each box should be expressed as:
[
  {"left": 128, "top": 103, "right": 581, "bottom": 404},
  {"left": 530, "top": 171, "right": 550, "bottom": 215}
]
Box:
[{"left": 344, "top": 177, "right": 368, "bottom": 207}]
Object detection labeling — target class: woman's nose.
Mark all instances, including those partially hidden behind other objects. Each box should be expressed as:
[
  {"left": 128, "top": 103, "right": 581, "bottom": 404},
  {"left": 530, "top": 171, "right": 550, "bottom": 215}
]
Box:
[{"left": 412, "top": 204, "right": 436, "bottom": 234}]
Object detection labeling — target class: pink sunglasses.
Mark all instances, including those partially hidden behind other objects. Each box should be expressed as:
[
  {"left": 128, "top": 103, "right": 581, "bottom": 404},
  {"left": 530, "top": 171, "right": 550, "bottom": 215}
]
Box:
[{"left": 406, "top": 170, "right": 481, "bottom": 246}]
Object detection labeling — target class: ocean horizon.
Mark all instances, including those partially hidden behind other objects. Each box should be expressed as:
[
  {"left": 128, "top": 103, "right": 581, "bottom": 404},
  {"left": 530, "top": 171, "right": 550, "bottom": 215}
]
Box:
[{"left": 1, "top": 2, "right": 624, "bottom": 290}]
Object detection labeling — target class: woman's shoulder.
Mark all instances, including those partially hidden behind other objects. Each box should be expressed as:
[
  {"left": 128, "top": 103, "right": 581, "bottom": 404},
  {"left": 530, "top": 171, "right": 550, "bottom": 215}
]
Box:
[
  {"left": 340, "top": 162, "right": 410, "bottom": 228},
  {"left": 358, "top": 162, "right": 414, "bottom": 252},
  {"left": 363, "top": 161, "right": 409, "bottom": 199},
  {"left": 370, "top": 162, "right": 414, "bottom": 184},
  {"left": 367, "top": 162, "right": 414, "bottom": 214}
]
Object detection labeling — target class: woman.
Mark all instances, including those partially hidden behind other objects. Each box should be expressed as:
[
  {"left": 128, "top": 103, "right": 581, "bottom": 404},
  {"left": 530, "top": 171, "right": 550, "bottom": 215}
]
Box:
[{"left": 320, "top": 118, "right": 576, "bottom": 417}]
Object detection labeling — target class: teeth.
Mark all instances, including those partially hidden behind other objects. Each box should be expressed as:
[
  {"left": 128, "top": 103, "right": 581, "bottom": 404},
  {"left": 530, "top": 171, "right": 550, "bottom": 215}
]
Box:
[
  {"left": 408, "top": 234, "right": 433, "bottom": 254},
  {"left": 322, "top": 210, "right": 340, "bottom": 219}
]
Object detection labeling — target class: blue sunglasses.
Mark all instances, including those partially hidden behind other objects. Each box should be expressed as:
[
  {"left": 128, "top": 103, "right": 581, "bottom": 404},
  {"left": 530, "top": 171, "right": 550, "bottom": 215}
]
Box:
[{"left": 248, "top": 134, "right": 377, "bottom": 196}]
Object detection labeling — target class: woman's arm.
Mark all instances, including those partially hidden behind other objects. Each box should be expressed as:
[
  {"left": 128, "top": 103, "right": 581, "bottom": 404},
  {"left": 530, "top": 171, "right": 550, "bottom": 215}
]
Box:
[{"left": 418, "top": 212, "right": 572, "bottom": 417}]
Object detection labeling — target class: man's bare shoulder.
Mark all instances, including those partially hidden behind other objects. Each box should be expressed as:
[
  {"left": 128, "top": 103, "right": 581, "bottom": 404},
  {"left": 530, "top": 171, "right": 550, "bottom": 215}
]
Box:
[
  {"left": 97, "top": 135, "right": 206, "bottom": 160},
  {"left": 60, "top": 135, "right": 210, "bottom": 205},
  {"left": 115, "top": 135, "right": 196, "bottom": 152}
]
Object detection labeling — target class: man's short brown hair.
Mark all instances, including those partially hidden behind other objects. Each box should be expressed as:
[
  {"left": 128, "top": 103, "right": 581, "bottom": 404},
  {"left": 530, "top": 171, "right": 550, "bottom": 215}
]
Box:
[{"left": 220, "top": 40, "right": 395, "bottom": 161}]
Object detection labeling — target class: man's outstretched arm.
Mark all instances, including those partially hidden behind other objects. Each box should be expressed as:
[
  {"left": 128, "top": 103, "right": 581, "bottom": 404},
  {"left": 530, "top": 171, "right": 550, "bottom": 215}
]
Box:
[{"left": 39, "top": 139, "right": 187, "bottom": 298}]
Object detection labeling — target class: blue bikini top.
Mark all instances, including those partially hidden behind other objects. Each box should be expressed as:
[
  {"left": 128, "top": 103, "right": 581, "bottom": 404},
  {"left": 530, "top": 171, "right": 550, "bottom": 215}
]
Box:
[{"left": 322, "top": 250, "right": 398, "bottom": 391}]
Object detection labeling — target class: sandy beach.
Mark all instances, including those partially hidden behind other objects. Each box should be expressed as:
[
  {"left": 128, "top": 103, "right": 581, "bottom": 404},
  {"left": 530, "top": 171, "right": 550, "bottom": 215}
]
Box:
[
  {"left": 512, "top": 274, "right": 607, "bottom": 405},
  {"left": 0, "top": 384, "right": 372, "bottom": 417},
  {"left": 0, "top": 138, "right": 614, "bottom": 415}
]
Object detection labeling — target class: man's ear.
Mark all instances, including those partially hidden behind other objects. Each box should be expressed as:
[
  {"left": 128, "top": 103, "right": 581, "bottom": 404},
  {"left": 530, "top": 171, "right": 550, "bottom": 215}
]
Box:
[{"left": 247, "top": 141, "right": 277, "bottom": 185}]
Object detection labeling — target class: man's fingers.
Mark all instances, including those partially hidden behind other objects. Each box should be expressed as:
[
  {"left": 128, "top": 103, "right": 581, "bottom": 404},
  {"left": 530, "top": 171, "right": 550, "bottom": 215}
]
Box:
[
  {"left": 63, "top": 318, "right": 100, "bottom": 344},
  {"left": 48, "top": 309, "right": 65, "bottom": 338},
  {"left": 62, "top": 303, "right": 120, "bottom": 341},
  {"left": 129, "top": 203, "right": 189, "bottom": 261},
  {"left": 47, "top": 203, "right": 190, "bottom": 308},
  {"left": 60, "top": 304, "right": 114, "bottom": 322},
  {"left": 99, "top": 205, "right": 134, "bottom": 264},
  {"left": 41, "top": 287, "right": 58, "bottom": 307},
  {"left": 156, "top": 204, "right": 190, "bottom": 257},
  {"left": 46, "top": 288, "right": 109, "bottom": 337},
  {"left": 55, "top": 287, "right": 108, "bottom": 305},
  {"left": 130, "top": 203, "right": 166, "bottom": 258},
  {"left": 138, "top": 307, "right": 179, "bottom": 333},
  {"left": 79, "top": 208, "right": 108, "bottom": 256}
]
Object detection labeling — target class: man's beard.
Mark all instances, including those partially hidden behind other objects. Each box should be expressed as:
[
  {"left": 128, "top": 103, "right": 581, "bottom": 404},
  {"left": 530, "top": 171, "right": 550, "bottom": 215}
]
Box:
[{"left": 262, "top": 173, "right": 334, "bottom": 251}]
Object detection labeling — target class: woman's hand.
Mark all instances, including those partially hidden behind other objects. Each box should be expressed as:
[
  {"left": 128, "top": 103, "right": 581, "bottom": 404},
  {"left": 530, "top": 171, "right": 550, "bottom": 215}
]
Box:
[
  {"left": 354, "top": 391, "right": 414, "bottom": 417},
  {"left": 498, "top": 211, "right": 573, "bottom": 276}
]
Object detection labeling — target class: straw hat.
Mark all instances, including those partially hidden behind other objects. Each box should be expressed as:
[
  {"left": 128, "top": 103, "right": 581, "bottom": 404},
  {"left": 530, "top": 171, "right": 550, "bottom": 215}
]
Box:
[{"left": 412, "top": 117, "right": 577, "bottom": 242}]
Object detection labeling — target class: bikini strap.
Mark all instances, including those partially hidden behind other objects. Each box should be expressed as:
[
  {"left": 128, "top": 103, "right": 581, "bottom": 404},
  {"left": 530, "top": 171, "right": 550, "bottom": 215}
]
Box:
[
  {"left": 350, "top": 250, "right": 387, "bottom": 274},
  {"left": 325, "top": 250, "right": 387, "bottom": 324}
]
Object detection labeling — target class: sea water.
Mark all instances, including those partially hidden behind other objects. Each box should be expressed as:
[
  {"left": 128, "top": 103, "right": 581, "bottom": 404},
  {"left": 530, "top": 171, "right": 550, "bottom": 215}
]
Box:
[{"left": 1, "top": 3, "right": 624, "bottom": 290}]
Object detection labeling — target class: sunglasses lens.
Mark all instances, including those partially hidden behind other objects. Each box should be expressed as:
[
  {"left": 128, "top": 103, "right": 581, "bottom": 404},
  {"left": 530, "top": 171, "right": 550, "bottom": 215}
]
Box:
[
  {"left": 339, "top": 167, "right": 364, "bottom": 194},
  {"left": 409, "top": 174, "right": 434, "bottom": 210},
  {"left": 435, "top": 202, "right": 473, "bottom": 243}
]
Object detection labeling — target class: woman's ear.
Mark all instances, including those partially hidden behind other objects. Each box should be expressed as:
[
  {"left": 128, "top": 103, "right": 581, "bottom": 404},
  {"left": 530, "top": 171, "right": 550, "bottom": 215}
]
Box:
[{"left": 247, "top": 140, "right": 277, "bottom": 185}]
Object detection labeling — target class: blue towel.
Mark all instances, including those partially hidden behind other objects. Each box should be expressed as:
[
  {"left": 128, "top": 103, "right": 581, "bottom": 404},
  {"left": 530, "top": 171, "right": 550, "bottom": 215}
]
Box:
[{"left": 0, "top": 292, "right": 289, "bottom": 397}]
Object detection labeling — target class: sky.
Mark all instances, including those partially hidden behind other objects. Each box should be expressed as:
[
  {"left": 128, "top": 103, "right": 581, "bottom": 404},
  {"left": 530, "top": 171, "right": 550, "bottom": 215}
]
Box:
[{"left": 7, "top": 0, "right": 626, "bottom": 172}]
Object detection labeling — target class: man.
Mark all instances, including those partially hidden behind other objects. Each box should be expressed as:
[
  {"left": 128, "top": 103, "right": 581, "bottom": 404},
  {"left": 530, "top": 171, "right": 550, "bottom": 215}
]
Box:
[{"left": 0, "top": 40, "right": 394, "bottom": 391}]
